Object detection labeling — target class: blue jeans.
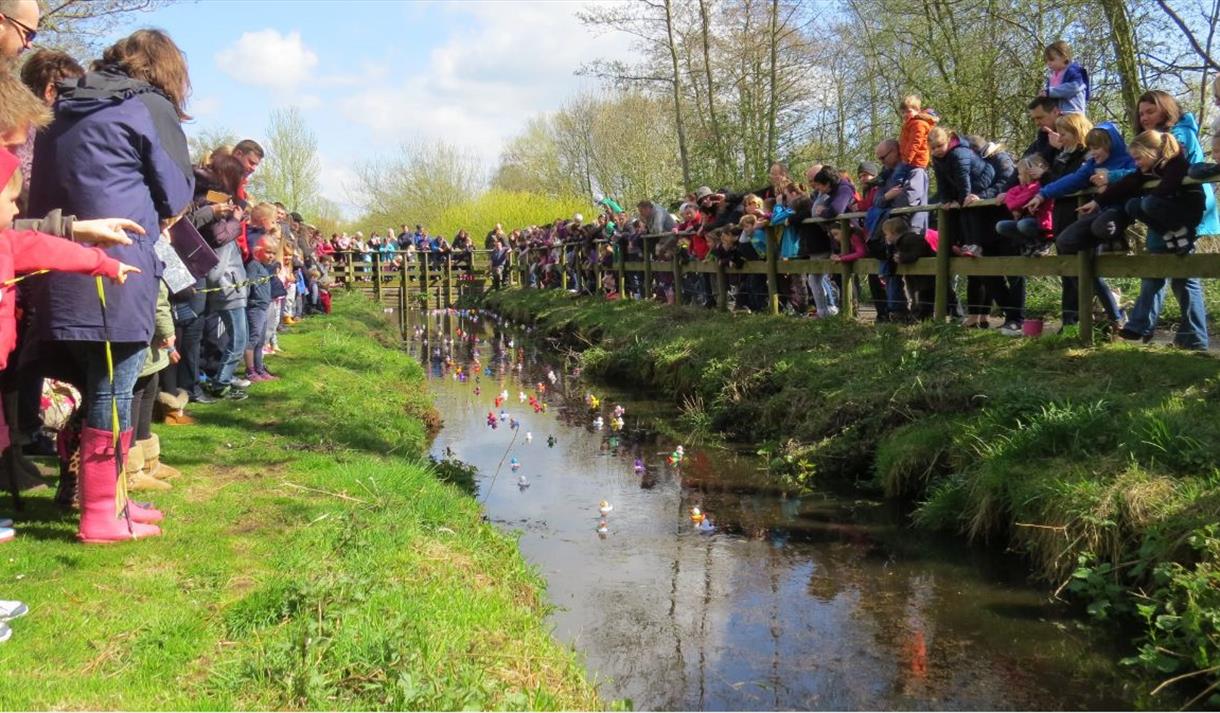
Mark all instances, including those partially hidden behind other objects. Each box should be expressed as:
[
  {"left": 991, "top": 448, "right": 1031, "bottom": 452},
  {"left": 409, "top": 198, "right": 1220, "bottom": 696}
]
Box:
[
  {"left": 1055, "top": 212, "right": 1125, "bottom": 324},
  {"left": 246, "top": 305, "right": 269, "bottom": 373},
  {"left": 66, "top": 341, "right": 146, "bottom": 431},
  {"left": 996, "top": 218, "right": 1043, "bottom": 241},
  {"left": 1126, "top": 277, "right": 1210, "bottom": 349},
  {"left": 217, "top": 307, "right": 248, "bottom": 386}
]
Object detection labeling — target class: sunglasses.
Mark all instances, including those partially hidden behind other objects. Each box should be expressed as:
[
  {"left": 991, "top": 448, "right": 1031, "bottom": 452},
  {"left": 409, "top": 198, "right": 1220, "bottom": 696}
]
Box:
[{"left": 2, "top": 14, "right": 36, "bottom": 46}]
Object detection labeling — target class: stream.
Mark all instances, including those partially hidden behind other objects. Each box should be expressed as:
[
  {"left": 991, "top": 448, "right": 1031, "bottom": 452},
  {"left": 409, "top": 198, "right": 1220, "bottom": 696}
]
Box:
[{"left": 404, "top": 308, "right": 1137, "bottom": 711}]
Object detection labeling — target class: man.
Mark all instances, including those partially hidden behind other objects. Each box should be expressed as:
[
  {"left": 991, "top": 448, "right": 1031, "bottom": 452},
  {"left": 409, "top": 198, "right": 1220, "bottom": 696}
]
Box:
[
  {"left": 0, "top": 0, "right": 38, "bottom": 64},
  {"left": 869, "top": 138, "right": 931, "bottom": 320},
  {"left": 397, "top": 223, "right": 412, "bottom": 250},
  {"left": 1023, "top": 96, "right": 1062, "bottom": 163},
  {"left": 637, "top": 199, "right": 675, "bottom": 236},
  {"left": 231, "top": 139, "right": 263, "bottom": 200},
  {"left": 485, "top": 222, "right": 504, "bottom": 249}
]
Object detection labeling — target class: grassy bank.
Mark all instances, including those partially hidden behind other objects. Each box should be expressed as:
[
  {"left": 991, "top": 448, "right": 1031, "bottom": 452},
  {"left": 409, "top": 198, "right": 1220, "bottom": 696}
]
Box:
[
  {"left": 484, "top": 288, "right": 1220, "bottom": 706},
  {"left": 0, "top": 293, "right": 598, "bottom": 710}
]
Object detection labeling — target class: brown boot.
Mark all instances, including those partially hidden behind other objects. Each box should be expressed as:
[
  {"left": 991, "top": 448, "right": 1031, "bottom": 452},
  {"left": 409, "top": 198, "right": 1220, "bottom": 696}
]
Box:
[
  {"left": 126, "top": 440, "right": 170, "bottom": 492},
  {"left": 140, "top": 434, "right": 181, "bottom": 481},
  {"left": 162, "top": 409, "right": 195, "bottom": 426}
]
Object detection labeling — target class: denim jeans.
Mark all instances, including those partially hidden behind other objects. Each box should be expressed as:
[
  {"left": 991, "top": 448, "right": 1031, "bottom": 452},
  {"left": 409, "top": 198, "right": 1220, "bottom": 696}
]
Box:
[
  {"left": 1126, "top": 277, "right": 1210, "bottom": 349},
  {"left": 66, "top": 341, "right": 146, "bottom": 432},
  {"left": 172, "top": 311, "right": 205, "bottom": 398},
  {"left": 217, "top": 307, "right": 248, "bottom": 386},
  {"left": 246, "top": 305, "right": 269, "bottom": 373},
  {"left": 1055, "top": 212, "right": 1125, "bottom": 324},
  {"left": 996, "top": 218, "right": 1043, "bottom": 241}
]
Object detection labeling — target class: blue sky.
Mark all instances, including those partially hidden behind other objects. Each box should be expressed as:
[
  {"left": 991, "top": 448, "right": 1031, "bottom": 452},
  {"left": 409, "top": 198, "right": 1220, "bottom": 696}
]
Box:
[{"left": 99, "top": 1, "right": 633, "bottom": 215}]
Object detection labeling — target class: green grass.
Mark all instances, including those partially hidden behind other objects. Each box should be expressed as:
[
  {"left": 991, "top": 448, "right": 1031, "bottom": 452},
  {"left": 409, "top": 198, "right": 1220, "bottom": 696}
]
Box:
[
  {"left": 0, "top": 293, "right": 599, "bottom": 710},
  {"left": 483, "top": 288, "right": 1220, "bottom": 704}
]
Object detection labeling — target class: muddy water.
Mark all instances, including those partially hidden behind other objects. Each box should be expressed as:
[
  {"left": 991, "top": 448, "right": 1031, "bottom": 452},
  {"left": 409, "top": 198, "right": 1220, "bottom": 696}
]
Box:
[{"left": 406, "top": 309, "right": 1136, "bottom": 711}]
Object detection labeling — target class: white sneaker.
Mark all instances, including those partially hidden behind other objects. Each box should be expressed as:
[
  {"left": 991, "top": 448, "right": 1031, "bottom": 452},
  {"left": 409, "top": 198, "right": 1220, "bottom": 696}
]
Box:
[
  {"left": 0, "top": 600, "right": 27, "bottom": 621},
  {"left": 231, "top": 377, "right": 252, "bottom": 389},
  {"left": 0, "top": 622, "right": 10, "bottom": 643},
  {"left": 0, "top": 527, "right": 12, "bottom": 543}
]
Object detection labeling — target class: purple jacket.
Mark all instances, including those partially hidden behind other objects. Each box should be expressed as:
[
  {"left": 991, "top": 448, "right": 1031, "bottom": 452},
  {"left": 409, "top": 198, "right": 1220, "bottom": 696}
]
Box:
[{"left": 27, "top": 67, "right": 194, "bottom": 344}]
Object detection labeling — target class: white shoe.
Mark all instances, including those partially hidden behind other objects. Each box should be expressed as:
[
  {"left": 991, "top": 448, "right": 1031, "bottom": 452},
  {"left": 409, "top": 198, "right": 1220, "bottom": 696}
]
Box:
[
  {"left": 0, "top": 600, "right": 27, "bottom": 621},
  {"left": 0, "top": 518, "right": 11, "bottom": 528},
  {"left": 231, "top": 377, "right": 252, "bottom": 389},
  {"left": 0, "top": 622, "right": 10, "bottom": 643},
  {"left": 0, "top": 527, "right": 12, "bottom": 543}
]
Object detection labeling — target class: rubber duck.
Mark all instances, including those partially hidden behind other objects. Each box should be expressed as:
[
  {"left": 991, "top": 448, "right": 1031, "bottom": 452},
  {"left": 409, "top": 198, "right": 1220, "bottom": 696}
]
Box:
[
  {"left": 547, "top": 435, "right": 556, "bottom": 448},
  {"left": 486, "top": 412, "right": 497, "bottom": 428},
  {"left": 525, "top": 431, "right": 533, "bottom": 443},
  {"left": 689, "top": 507, "right": 704, "bottom": 524},
  {"left": 473, "top": 386, "right": 481, "bottom": 396},
  {"left": 696, "top": 516, "right": 716, "bottom": 534},
  {"left": 592, "top": 416, "right": 604, "bottom": 430},
  {"left": 499, "top": 389, "right": 509, "bottom": 402},
  {"left": 599, "top": 500, "right": 613, "bottom": 516},
  {"left": 547, "top": 370, "right": 557, "bottom": 384},
  {"left": 518, "top": 391, "right": 527, "bottom": 403},
  {"left": 517, "top": 475, "right": 530, "bottom": 488},
  {"left": 596, "top": 520, "right": 609, "bottom": 536},
  {"left": 610, "top": 416, "right": 624, "bottom": 431},
  {"left": 633, "top": 458, "right": 646, "bottom": 475},
  {"left": 510, "top": 457, "right": 520, "bottom": 471},
  {"left": 509, "top": 418, "right": 520, "bottom": 431},
  {"left": 494, "top": 396, "right": 504, "bottom": 408},
  {"left": 613, "top": 405, "right": 625, "bottom": 418}
]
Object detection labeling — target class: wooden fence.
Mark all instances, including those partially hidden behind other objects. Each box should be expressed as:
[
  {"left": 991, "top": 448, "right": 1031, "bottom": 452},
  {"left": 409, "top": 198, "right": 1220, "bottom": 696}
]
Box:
[{"left": 504, "top": 173, "right": 1220, "bottom": 347}]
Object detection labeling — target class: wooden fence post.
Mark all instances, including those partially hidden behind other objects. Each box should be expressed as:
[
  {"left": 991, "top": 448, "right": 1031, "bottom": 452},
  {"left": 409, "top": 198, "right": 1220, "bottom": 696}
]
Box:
[
  {"left": 560, "top": 245, "right": 569, "bottom": 291},
  {"left": 838, "top": 217, "right": 855, "bottom": 319},
  {"left": 671, "top": 248, "right": 684, "bottom": 306},
  {"left": 372, "top": 252, "right": 382, "bottom": 302},
  {"left": 443, "top": 255, "right": 453, "bottom": 306},
  {"left": 345, "top": 251, "right": 355, "bottom": 287},
  {"left": 766, "top": 226, "right": 780, "bottom": 315},
  {"left": 420, "top": 254, "right": 430, "bottom": 310},
  {"left": 715, "top": 259, "right": 728, "bottom": 312},
  {"left": 643, "top": 236, "right": 653, "bottom": 300},
  {"left": 1078, "top": 248, "right": 1095, "bottom": 347},
  {"left": 617, "top": 237, "right": 627, "bottom": 299},
  {"left": 934, "top": 208, "right": 951, "bottom": 321}
]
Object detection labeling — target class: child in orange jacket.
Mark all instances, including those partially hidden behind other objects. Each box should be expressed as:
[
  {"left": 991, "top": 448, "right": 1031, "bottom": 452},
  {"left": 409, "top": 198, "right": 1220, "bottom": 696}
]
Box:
[{"left": 895, "top": 95, "right": 939, "bottom": 183}]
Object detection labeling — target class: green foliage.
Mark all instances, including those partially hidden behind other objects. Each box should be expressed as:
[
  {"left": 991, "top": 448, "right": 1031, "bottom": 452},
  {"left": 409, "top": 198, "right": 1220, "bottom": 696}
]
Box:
[{"left": 428, "top": 190, "right": 589, "bottom": 242}]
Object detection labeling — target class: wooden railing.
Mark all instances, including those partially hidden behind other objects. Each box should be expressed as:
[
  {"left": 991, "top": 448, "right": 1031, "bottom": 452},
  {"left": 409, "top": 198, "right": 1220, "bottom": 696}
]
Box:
[{"left": 501, "top": 172, "right": 1220, "bottom": 346}]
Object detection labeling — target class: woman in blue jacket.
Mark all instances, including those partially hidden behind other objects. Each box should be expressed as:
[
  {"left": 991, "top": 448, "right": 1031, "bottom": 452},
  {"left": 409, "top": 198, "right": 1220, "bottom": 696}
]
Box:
[
  {"left": 25, "top": 30, "right": 194, "bottom": 543},
  {"left": 928, "top": 126, "right": 1004, "bottom": 327},
  {"left": 1025, "top": 122, "right": 1133, "bottom": 328},
  {"left": 1120, "top": 91, "right": 1216, "bottom": 345}
]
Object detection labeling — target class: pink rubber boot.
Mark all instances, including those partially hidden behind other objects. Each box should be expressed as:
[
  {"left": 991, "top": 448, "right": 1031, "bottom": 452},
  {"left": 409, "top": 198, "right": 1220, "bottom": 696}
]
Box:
[{"left": 77, "top": 427, "right": 161, "bottom": 543}]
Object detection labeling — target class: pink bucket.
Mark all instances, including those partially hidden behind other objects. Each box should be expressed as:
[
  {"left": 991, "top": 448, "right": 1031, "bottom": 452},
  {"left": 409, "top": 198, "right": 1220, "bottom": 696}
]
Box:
[{"left": 1022, "top": 318, "right": 1044, "bottom": 337}]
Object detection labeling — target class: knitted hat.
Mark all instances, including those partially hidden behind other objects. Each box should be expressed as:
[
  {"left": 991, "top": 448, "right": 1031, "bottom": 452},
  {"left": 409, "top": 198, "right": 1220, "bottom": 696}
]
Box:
[
  {"left": 857, "top": 161, "right": 881, "bottom": 177},
  {"left": 0, "top": 149, "right": 20, "bottom": 188}
]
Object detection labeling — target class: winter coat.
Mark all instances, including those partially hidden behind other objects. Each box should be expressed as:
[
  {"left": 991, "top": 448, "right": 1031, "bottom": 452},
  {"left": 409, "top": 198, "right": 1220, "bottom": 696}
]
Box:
[
  {"left": 975, "top": 144, "right": 1017, "bottom": 198},
  {"left": 1171, "top": 113, "right": 1218, "bottom": 236},
  {"left": 0, "top": 220, "right": 121, "bottom": 370},
  {"left": 245, "top": 257, "right": 274, "bottom": 310},
  {"left": 867, "top": 165, "right": 931, "bottom": 238},
  {"left": 1045, "top": 62, "right": 1089, "bottom": 114},
  {"left": 816, "top": 177, "right": 858, "bottom": 220},
  {"left": 1003, "top": 181, "right": 1053, "bottom": 235},
  {"left": 1039, "top": 123, "right": 1135, "bottom": 205},
  {"left": 1047, "top": 146, "right": 1089, "bottom": 235},
  {"left": 26, "top": 66, "right": 194, "bottom": 344},
  {"left": 931, "top": 134, "right": 995, "bottom": 203},
  {"left": 899, "top": 111, "right": 939, "bottom": 169},
  {"left": 1099, "top": 152, "right": 1204, "bottom": 245}
]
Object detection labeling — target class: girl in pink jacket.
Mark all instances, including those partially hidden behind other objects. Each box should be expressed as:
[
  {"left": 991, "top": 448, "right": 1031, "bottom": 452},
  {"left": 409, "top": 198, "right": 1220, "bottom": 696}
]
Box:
[{"left": 996, "top": 154, "right": 1055, "bottom": 256}]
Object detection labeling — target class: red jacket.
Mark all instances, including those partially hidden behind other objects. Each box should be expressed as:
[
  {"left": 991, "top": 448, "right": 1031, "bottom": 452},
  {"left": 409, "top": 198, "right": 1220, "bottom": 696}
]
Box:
[{"left": 0, "top": 229, "right": 120, "bottom": 370}]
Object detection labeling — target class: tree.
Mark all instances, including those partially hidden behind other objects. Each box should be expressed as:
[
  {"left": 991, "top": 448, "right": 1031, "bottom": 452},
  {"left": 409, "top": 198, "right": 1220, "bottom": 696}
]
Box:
[
  {"left": 186, "top": 126, "right": 238, "bottom": 166},
  {"left": 250, "top": 107, "right": 321, "bottom": 215},
  {"left": 37, "top": 0, "right": 172, "bottom": 54},
  {"left": 351, "top": 141, "right": 483, "bottom": 231}
]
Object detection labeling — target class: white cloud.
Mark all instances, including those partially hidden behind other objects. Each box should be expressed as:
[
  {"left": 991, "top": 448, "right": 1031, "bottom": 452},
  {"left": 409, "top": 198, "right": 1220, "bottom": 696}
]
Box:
[
  {"left": 335, "top": 1, "right": 635, "bottom": 166},
  {"left": 215, "top": 29, "right": 319, "bottom": 92},
  {"left": 191, "top": 95, "right": 221, "bottom": 118}
]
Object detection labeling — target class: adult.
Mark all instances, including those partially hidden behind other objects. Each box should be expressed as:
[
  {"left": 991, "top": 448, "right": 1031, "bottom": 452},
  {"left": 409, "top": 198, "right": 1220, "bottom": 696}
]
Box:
[
  {"left": 1120, "top": 90, "right": 1216, "bottom": 349},
  {"left": 965, "top": 135, "right": 1024, "bottom": 334},
  {"left": 230, "top": 139, "right": 263, "bottom": 201},
  {"left": 927, "top": 126, "right": 1001, "bottom": 328},
  {"left": 485, "top": 222, "right": 504, "bottom": 250},
  {"left": 1023, "top": 96, "right": 1062, "bottom": 164},
  {"left": 637, "top": 199, "right": 675, "bottom": 236},
  {"left": 26, "top": 29, "right": 195, "bottom": 543},
  {"left": 867, "top": 139, "right": 931, "bottom": 320},
  {"left": 0, "top": 0, "right": 38, "bottom": 64}
]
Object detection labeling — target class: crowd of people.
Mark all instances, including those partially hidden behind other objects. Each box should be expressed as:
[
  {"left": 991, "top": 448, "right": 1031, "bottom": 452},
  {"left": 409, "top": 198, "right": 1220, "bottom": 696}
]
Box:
[
  {"left": 497, "top": 42, "right": 1220, "bottom": 348},
  {"left": 0, "top": 1, "right": 349, "bottom": 642}
]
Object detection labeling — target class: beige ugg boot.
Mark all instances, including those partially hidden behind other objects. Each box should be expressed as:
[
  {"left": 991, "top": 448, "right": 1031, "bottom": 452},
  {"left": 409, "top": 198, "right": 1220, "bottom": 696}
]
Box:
[
  {"left": 140, "top": 433, "right": 181, "bottom": 481},
  {"left": 126, "top": 439, "right": 170, "bottom": 491}
]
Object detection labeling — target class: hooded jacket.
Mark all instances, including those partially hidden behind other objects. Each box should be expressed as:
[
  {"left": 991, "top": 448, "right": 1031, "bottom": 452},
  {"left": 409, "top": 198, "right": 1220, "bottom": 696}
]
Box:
[
  {"left": 899, "top": 111, "right": 939, "bottom": 169},
  {"left": 931, "top": 134, "right": 995, "bottom": 203},
  {"left": 1038, "top": 123, "right": 1135, "bottom": 204},
  {"left": 1045, "top": 62, "right": 1089, "bottom": 114},
  {"left": 26, "top": 67, "right": 194, "bottom": 344},
  {"left": 1171, "top": 112, "right": 1218, "bottom": 236}
]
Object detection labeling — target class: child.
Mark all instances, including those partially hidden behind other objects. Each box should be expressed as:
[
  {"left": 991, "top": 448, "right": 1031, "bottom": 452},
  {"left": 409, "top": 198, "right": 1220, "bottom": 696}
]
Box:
[
  {"left": 829, "top": 224, "right": 868, "bottom": 263},
  {"left": 997, "top": 154, "right": 1054, "bottom": 255},
  {"left": 244, "top": 235, "right": 280, "bottom": 382},
  {"left": 895, "top": 95, "right": 939, "bottom": 183},
  {"left": 1042, "top": 41, "right": 1089, "bottom": 114},
  {"left": 882, "top": 217, "right": 936, "bottom": 320}
]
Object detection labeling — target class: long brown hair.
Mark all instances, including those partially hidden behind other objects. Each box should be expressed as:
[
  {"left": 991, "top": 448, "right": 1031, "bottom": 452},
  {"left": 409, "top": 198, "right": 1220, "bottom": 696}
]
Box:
[
  {"left": 208, "top": 153, "right": 245, "bottom": 196},
  {"left": 1137, "top": 90, "right": 1182, "bottom": 130},
  {"left": 99, "top": 29, "right": 191, "bottom": 120}
]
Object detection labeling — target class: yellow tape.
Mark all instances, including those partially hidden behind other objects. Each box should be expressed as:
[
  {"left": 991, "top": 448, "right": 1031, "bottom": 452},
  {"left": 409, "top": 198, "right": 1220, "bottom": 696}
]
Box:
[
  {"left": 194, "top": 274, "right": 275, "bottom": 295},
  {"left": 95, "top": 276, "right": 127, "bottom": 518},
  {"left": 0, "top": 269, "right": 49, "bottom": 288}
]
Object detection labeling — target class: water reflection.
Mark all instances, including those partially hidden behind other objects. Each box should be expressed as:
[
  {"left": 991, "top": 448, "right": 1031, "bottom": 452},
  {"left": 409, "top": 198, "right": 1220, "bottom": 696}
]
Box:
[{"left": 406, "top": 308, "right": 1134, "bottom": 711}]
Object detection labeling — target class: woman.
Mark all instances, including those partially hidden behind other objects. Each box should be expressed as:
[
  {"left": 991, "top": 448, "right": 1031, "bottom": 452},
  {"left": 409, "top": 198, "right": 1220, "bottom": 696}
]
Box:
[
  {"left": 1120, "top": 90, "right": 1216, "bottom": 346},
  {"left": 928, "top": 126, "right": 1000, "bottom": 328},
  {"left": 965, "top": 134, "right": 1024, "bottom": 335},
  {"left": 197, "top": 153, "right": 248, "bottom": 401},
  {"left": 25, "top": 29, "right": 195, "bottom": 543}
]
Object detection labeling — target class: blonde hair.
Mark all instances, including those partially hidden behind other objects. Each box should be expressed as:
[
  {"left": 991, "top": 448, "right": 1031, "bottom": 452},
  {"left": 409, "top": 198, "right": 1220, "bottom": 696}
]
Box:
[
  {"left": 4, "top": 167, "right": 22, "bottom": 194},
  {"left": 1055, "top": 112, "right": 1094, "bottom": 148},
  {"left": 900, "top": 95, "right": 921, "bottom": 112},
  {"left": 927, "top": 126, "right": 950, "bottom": 150},
  {"left": 1016, "top": 154, "right": 1049, "bottom": 183},
  {"left": 0, "top": 71, "right": 51, "bottom": 136},
  {"left": 738, "top": 214, "right": 758, "bottom": 230},
  {"left": 743, "top": 194, "right": 764, "bottom": 209},
  {"left": 257, "top": 236, "right": 281, "bottom": 258},
  {"left": 1044, "top": 40, "right": 1071, "bottom": 62},
  {"left": 251, "top": 202, "right": 277, "bottom": 225},
  {"left": 882, "top": 216, "right": 909, "bottom": 237},
  {"left": 1128, "top": 130, "right": 1181, "bottom": 167}
]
